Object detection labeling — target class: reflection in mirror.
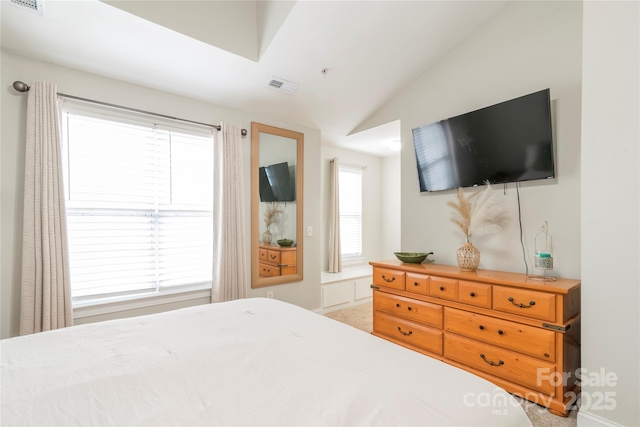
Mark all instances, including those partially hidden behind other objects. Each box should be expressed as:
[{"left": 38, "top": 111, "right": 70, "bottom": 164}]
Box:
[{"left": 251, "top": 123, "right": 303, "bottom": 288}]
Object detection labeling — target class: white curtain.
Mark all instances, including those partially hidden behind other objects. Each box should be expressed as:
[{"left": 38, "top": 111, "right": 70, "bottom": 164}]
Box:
[
  {"left": 328, "top": 158, "right": 342, "bottom": 273},
  {"left": 20, "top": 81, "right": 73, "bottom": 335},
  {"left": 212, "top": 123, "right": 247, "bottom": 302}
]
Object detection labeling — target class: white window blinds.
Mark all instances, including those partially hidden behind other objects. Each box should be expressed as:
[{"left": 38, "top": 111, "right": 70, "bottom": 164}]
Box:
[
  {"left": 413, "top": 122, "right": 454, "bottom": 191},
  {"left": 338, "top": 165, "right": 363, "bottom": 259},
  {"left": 61, "top": 109, "right": 213, "bottom": 300}
]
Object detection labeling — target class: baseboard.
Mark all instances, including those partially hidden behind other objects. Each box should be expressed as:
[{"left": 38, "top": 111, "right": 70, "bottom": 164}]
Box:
[{"left": 577, "top": 411, "right": 624, "bottom": 427}]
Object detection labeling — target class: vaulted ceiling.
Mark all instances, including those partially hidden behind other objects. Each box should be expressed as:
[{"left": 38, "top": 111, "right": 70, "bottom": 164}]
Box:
[{"left": 1, "top": 0, "right": 509, "bottom": 156}]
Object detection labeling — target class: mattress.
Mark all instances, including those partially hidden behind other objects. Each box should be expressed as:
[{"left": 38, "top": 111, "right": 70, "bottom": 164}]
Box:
[{"left": 1, "top": 297, "right": 532, "bottom": 426}]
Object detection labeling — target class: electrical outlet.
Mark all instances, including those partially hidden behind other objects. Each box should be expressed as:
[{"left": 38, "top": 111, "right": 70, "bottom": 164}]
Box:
[{"left": 266, "top": 291, "right": 274, "bottom": 299}]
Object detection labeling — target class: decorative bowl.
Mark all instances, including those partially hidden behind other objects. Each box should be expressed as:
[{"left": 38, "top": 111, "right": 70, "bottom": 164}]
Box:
[
  {"left": 394, "top": 251, "right": 433, "bottom": 264},
  {"left": 277, "top": 239, "right": 294, "bottom": 247}
]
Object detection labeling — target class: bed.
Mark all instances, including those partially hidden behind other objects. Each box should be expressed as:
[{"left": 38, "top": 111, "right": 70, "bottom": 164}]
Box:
[{"left": 1, "top": 298, "right": 532, "bottom": 426}]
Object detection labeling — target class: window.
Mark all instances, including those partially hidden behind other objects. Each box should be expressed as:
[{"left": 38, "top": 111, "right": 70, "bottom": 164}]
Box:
[
  {"left": 338, "top": 165, "right": 363, "bottom": 262},
  {"left": 413, "top": 122, "right": 454, "bottom": 191},
  {"left": 61, "top": 105, "right": 213, "bottom": 303}
]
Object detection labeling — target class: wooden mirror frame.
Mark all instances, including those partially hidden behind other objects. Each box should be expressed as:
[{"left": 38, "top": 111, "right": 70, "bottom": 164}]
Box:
[{"left": 251, "top": 122, "right": 304, "bottom": 288}]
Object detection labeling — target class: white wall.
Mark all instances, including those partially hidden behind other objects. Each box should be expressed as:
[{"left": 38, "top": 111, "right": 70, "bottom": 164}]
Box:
[
  {"left": 381, "top": 154, "right": 401, "bottom": 260},
  {"left": 580, "top": 2, "right": 639, "bottom": 426},
  {"left": 356, "top": 1, "right": 583, "bottom": 279},
  {"left": 0, "top": 50, "right": 322, "bottom": 338},
  {"left": 103, "top": 1, "right": 259, "bottom": 61}
]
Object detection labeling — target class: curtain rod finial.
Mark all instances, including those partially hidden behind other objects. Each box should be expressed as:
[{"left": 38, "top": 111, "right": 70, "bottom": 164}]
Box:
[{"left": 13, "top": 81, "right": 30, "bottom": 93}]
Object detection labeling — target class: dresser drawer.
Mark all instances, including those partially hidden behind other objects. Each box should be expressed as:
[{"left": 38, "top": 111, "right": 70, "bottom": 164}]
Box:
[
  {"left": 259, "top": 248, "right": 269, "bottom": 262},
  {"left": 444, "top": 308, "right": 555, "bottom": 362},
  {"left": 406, "top": 272, "right": 430, "bottom": 296},
  {"left": 458, "top": 281, "right": 492, "bottom": 309},
  {"left": 266, "top": 250, "right": 281, "bottom": 264},
  {"left": 373, "top": 268, "right": 406, "bottom": 291},
  {"left": 258, "top": 263, "right": 280, "bottom": 277},
  {"left": 429, "top": 276, "right": 458, "bottom": 301},
  {"left": 444, "top": 334, "right": 555, "bottom": 395},
  {"left": 374, "top": 291, "right": 442, "bottom": 329},
  {"left": 493, "top": 286, "right": 556, "bottom": 322},
  {"left": 374, "top": 311, "right": 443, "bottom": 355}
]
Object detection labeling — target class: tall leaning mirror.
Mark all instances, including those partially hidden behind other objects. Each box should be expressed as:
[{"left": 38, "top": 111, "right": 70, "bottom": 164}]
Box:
[{"left": 251, "top": 122, "right": 304, "bottom": 288}]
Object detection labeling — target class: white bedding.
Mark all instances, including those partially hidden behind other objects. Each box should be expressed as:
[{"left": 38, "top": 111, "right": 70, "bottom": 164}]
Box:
[{"left": 1, "top": 298, "right": 532, "bottom": 426}]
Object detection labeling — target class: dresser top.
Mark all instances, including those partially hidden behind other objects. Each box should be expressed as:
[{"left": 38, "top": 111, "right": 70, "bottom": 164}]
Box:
[
  {"left": 260, "top": 243, "right": 297, "bottom": 252},
  {"left": 369, "top": 260, "right": 580, "bottom": 293}
]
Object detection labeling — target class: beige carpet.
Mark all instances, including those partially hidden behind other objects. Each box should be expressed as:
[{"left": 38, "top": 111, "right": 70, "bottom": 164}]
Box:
[{"left": 325, "top": 302, "right": 577, "bottom": 427}]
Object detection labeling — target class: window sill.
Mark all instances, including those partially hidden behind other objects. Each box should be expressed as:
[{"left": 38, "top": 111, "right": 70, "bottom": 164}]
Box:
[
  {"left": 341, "top": 256, "right": 365, "bottom": 267},
  {"left": 73, "top": 285, "right": 211, "bottom": 319},
  {"left": 321, "top": 265, "right": 372, "bottom": 284}
]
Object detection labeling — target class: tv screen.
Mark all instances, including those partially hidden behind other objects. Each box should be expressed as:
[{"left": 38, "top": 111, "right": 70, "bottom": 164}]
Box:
[
  {"left": 259, "top": 162, "right": 295, "bottom": 202},
  {"left": 412, "top": 89, "right": 555, "bottom": 192}
]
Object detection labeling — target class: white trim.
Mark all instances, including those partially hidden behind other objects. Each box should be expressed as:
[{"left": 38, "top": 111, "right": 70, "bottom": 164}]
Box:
[
  {"left": 577, "top": 411, "right": 624, "bottom": 427},
  {"left": 321, "top": 265, "right": 372, "bottom": 284},
  {"left": 337, "top": 162, "right": 366, "bottom": 172},
  {"left": 341, "top": 256, "right": 365, "bottom": 267},
  {"left": 73, "top": 286, "right": 211, "bottom": 319}
]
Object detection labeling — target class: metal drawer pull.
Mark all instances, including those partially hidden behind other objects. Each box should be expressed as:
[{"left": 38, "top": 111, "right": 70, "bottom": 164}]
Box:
[
  {"left": 480, "top": 354, "right": 504, "bottom": 366},
  {"left": 498, "top": 330, "right": 504, "bottom": 335},
  {"left": 479, "top": 325, "right": 485, "bottom": 330},
  {"left": 439, "top": 286, "right": 445, "bottom": 291},
  {"left": 508, "top": 296, "right": 536, "bottom": 308},
  {"left": 382, "top": 275, "right": 396, "bottom": 283},
  {"left": 270, "top": 255, "right": 277, "bottom": 259},
  {"left": 397, "top": 326, "right": 412, "bottom": 336},
  {"left": 470, "top": 292, "right": 476, "bottom": 297},
  {"left": 414, "top": 282, "right": 419, "bottom": 286},
  {"left": 394, "top": 303, "right": 412, "bottom": 312}
]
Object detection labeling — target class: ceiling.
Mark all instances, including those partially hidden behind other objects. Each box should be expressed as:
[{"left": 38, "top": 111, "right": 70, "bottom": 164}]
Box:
[{"left": 1, "top": 0, "right": 509, "bottom": 157}]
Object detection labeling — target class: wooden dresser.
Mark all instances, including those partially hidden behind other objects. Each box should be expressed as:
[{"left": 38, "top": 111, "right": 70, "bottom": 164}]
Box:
[
  {"left": 258, "top": 244, "right": 297, "bottom": 277},
  {"left": 370, "top": 260, "right": 580, "bottom": 416}
]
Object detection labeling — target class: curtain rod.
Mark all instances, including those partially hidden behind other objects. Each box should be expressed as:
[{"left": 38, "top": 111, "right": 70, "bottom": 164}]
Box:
[
  {"left": 12, "top": 81, "right": 247, "bottom": 137},
  {"left": 330, "top": 158, "right": 367, "bottom": 170}
]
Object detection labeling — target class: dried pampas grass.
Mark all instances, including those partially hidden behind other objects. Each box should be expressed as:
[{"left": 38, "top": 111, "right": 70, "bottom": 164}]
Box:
[
  {"left": 447, "top": 188, "right": 475, "bottom": 239},
  {"left": 447, "top": 182, "right": 505, "bottom": 241},
  {"left": 263, "top": 202, "right": 283, "bottom": 229}
]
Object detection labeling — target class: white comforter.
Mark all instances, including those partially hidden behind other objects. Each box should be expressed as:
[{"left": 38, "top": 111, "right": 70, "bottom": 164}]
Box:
[{"left": 1, "top": 298, "right": 532, "bottom": 426}]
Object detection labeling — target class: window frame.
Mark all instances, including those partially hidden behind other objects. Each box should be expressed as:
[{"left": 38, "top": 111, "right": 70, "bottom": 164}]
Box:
[
  {"left": 338, "top": 164, "right": 364, "bottom": 265},
  {"left": 60, "top": 100, "right": 215, "bottom": 312}
]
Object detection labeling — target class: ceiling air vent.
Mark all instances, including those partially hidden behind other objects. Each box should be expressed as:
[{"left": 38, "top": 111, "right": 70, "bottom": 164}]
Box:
[
  {"left": 266, "top": 77, "right": 298, "bottom": 95},
  {"left": 9, "top": 0, "right": 44, "bottom": 15}
]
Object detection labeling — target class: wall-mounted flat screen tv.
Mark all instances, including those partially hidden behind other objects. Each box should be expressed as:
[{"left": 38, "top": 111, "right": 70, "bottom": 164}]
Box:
[
  {"left": 412, "top": 89, "right": 555, "bottom": 192},
  {"left": 259, "top": 161, "right": 295, "bottom": 202}
]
